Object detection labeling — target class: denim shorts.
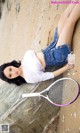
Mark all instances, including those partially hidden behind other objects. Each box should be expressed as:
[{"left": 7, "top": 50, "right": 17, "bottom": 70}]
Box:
[{"left": 42, "top": 27, "right": 71, "bottom": 68}]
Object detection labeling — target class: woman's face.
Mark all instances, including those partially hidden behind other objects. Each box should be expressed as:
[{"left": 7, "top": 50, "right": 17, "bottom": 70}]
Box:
[{"left": 3, "top": 66, "right": 21, "bottom": 79}]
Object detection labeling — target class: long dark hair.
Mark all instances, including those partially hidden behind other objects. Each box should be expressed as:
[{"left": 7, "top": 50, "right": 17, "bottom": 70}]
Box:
[{"left": 0, "top": 60, "right": 26, "bottom": 86}]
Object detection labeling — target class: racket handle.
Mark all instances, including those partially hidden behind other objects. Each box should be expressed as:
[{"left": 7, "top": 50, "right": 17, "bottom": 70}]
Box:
[{"left": 22, "top": 93, "right": 40, "bottom": 98}]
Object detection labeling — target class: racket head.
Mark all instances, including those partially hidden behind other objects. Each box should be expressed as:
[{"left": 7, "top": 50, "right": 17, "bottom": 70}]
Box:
[{"left": 46, "top": 77, "right": 79, "bottom": 107}]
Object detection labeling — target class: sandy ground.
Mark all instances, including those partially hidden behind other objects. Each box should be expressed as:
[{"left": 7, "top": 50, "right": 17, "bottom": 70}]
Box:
[{"left": 0, "top": 0, "right": 80, "bottom": 133}]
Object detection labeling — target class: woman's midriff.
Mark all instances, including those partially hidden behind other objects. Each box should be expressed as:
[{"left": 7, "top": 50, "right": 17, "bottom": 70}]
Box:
[{"left": 36, "top": 51, "right": 46, "bottom": 68}]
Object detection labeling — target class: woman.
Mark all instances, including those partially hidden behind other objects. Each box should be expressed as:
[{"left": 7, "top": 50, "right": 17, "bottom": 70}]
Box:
[{"left": 0, "top": 3, "right": 80, "bottom": 85}]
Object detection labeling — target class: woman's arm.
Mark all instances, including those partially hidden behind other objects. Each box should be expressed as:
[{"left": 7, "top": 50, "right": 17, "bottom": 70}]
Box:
[{"left": 52, "top": 64, "right": 74, "bottom": 77}]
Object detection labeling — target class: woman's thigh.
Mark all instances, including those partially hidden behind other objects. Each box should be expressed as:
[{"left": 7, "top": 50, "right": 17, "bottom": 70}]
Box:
[{"left": 56, "top": 20, "right": 76, "bottom": 48}]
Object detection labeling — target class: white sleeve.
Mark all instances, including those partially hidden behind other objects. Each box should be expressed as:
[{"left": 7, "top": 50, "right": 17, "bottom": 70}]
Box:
[
  {"left": 26, "top": 72, "right": 54, "bottom": 83},
  {"left": 41, "top": 72, "right": 54, "bottom": 81}
]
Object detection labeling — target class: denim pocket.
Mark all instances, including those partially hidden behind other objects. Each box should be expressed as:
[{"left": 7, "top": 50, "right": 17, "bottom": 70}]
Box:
[{"left": 54, "top": 47, "right": 65, "bottom": 62}]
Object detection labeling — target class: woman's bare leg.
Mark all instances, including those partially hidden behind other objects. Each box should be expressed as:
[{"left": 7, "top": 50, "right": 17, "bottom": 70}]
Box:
[
  {"left": 56, "top": 4, "right": 80, "bottom": 48},
  {"left": 48, "top": 2, "right": 76, "bottom": 44},
  {"left": 58, "top": 0, "right": 78, "bottom": 36}
]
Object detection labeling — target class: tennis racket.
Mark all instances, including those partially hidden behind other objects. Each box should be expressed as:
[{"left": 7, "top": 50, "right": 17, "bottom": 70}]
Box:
[{"left": 22, "top": 77, "right": 80, "bottom": 107}]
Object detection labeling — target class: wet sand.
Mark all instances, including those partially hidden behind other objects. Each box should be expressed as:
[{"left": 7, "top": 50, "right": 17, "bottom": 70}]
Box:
[{"left": 0, "top": 0, "right": 80, "bottom": 133}]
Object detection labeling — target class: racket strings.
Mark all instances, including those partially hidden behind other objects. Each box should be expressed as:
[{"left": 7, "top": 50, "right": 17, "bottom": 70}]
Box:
[{"left": 48, "top": 79, "right": 79, "bottom": 105}]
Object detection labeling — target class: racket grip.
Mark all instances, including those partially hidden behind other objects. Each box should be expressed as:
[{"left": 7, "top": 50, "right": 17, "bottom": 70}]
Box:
[{"left": 22, "top": 93, "right": 40, "bottom": 98}]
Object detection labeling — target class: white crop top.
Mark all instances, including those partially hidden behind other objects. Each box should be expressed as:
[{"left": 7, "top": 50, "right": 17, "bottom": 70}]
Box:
[{"left": 21, "top": 50, "right": 54, "bottom": 83}]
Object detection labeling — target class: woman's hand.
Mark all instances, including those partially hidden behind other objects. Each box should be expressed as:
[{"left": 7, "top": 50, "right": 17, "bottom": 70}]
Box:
[
  {"left": 66, "top": 63, "right": 74, "bottom": 70},
  {"left": 52, "top": 63, "right": 75, "bottom": 78}
]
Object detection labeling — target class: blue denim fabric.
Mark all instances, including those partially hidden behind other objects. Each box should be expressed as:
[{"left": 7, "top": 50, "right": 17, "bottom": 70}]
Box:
[{"left": 42, "top": 27, "right": 71, "bottom": 68}]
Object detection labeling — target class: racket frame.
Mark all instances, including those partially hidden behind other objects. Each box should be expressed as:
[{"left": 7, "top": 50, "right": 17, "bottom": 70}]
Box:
[{"left": 22, "top": 77, "right": 80, "bottom": 107}]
